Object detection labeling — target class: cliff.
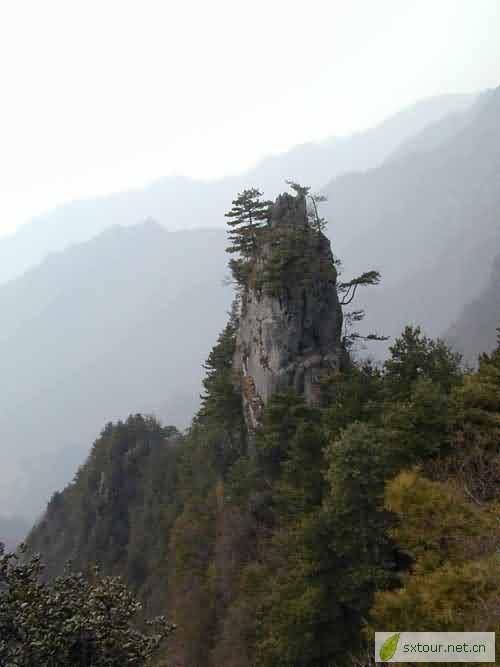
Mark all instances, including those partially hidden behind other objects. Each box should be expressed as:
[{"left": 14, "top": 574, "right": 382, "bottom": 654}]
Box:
[{"left": 233, "top": 192, "right": 344, "bottom": 431}]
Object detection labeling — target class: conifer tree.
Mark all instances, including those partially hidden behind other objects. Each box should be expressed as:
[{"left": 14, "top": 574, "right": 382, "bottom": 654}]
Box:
[
  {"left": 286, "top": 180, "right": 328, "bottom": 232},
  {"left": 225, "top": 188, "right": 271, "bottom": 258},
  {"left": 384, "top": 325, "right": 462, "bottom": 398},
  {"left": 198, "top": 299, "right": 245, "bottom": 472}
]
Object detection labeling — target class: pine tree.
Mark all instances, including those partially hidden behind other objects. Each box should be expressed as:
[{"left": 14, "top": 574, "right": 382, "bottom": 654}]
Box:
[
  {"left": 384, "top": 325, "right": 462, "bottom": 398},
  {"left": 225, "top": 188, "right": 271, "bottom": 258},
  {"left": 286, "top": 180, "right": 329, "bottom": 232},
  {"left": 198, "top": 299, "right": 245, "bottom": 473}
]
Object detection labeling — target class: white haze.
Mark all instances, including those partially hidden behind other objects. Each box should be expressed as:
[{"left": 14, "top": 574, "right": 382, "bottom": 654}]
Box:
[{"left": 1, "top": 0, "right": 500, "bottom": 236}]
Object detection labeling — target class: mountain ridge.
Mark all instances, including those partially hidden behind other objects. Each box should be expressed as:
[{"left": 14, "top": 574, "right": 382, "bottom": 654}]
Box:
[
  {"left": 323, "top": 85, "right": 500, "bottom": 354},
  {"left": 0, "top": 222, "right": 231, "bottom": 519},
  {"left": 0, "top": 93, "right": 474, "bottom": 285}
]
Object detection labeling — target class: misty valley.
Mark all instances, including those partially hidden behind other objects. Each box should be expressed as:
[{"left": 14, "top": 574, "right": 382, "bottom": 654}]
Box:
[{"left": 1, "top": 30, "right": 499, "bottom": 667}]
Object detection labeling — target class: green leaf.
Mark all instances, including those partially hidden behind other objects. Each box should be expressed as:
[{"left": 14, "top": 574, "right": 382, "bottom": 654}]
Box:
[{"left": 379, "top": 632, "right": 400, "bottom": 661}]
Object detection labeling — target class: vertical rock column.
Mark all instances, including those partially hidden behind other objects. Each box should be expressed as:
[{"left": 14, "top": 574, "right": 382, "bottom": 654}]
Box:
[{"left": 233, "top": 191, "right": 344, "bottom": 433}]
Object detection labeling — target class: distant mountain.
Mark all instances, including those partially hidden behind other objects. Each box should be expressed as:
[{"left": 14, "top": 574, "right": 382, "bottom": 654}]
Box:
[
  {"left": 0, "top": 515, "right": 30, "bottom": 551},
  {"left": 0, "top": 222, "right": 231, "bottom": 519},
  {"left": 0, "top": 90, "right": 490, "bottom": 523},
  {"left": 445, "top": 254, "right": 500, "bottom": 364},
  {"left": 323, "top": 86, "right": 500, "bottom": 354},
  {"left": 0, "top": 94, "right": 473, "bottom": 285}
]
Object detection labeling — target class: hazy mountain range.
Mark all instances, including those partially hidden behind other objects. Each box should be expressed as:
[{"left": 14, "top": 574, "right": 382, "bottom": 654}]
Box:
[
  {"left": 325, "top": 86, "right": 500, "bottom": 352},
  {"left": 0, "top": 93, "right": 473, "bottom": 285},
  {"left": 0, "top": 224, "right": 230, "bottom": 520},
  {"left": 2, "top": 87, "right": 500, "bottom": 547}
]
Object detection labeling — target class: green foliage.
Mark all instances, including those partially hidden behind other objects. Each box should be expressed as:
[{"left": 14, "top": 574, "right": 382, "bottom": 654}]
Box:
[
  {"left": 384, "top": 470, "right": 494, "bottom": 571},
  {"left": 198, "top": 301, "right": 245, "bottom": 474},
  {"left": 322, "top": 361, "right": 383, "bottom": 438},
  {"left": 228, "top": 256, "right": 252, "bottom": 287},
  {"left": 285, "top": 180, "right": 311, "bottom": 198},
  {"left": 335, "top": 258, "right": 386, "bottom": 349},
  {"left": 224, "top": 455, "right": 261, "bottom": 506},
  {"left": 250, "top": 472, "right": 352, "bottom": 665},
  {"left": 260, "top": 224, "right": 312, "bottom": 293},
  {"left": 21, "top": 205, "right": 500, "bottom": 667},
  {"left": 257, "top": 226, "right": 338, "bottom": 298},
  {"left": 226, "top": 183, "right": 341, "bottom": 297},
  {"left": 25, "top": 415, "right": 181, "bottom": 616},
  {"left": 370, "top": 470, "right": 500, "bottom": 638},
  {"left": 225, "top": 188, "right": 273, "bottom": 287},
  {"left": 256, "top": 390, "right": 320, "bottom": 480},
  {"left": 371, "top": 556, "right": 500, "bottom": 634},
  {"left": 321, "top": 424, "right": 397, "bottom": 611},
  {"left": 440, "top": 343, "right": 500, "bottom": 504},
  {"left": 274, "top": 420, "right": 327, "bottom": 516},
  {"left": 167, "top": 493, "right": 217, "bottom": 665},
  {"left": 286, "top": 180, "right": 329, "bottom": 232},
  {"left": 367, "top": 342, "right": 500, "bottom": 656},
  {"left": 384, "top": 325, "right": 462, "bottom": 398},
  {"left": 338, "top": 270, "right": 381, "bottom": 307},
  {"left": 0, "top": 547, "right": 174, "bottom": 666},
  {"left": 254, "top": 532, "right": 332, "bottom": 666},
  {"left": 381, "top": 377, "right": 451, "bottom": 464},
  {"left": 451, "top": 343, "right": 500, "bottom": 436},
  {"left": 225, "top": 188, "right": 271, "bottom": 253}
]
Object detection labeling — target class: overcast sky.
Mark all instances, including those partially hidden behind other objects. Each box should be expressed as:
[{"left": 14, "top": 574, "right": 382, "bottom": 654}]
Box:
[{"left": 0, "top": 0, "right": 499, "bottom": 237}]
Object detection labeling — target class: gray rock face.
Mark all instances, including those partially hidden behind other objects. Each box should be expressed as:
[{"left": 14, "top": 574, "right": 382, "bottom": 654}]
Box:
[{"left": 233, "top": 192, "right": 344, "bottom": 430}]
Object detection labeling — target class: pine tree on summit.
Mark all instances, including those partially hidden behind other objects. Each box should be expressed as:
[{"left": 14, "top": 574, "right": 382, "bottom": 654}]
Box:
[{"left": 225, "top": 188, "right": 271, "bottom": 257}]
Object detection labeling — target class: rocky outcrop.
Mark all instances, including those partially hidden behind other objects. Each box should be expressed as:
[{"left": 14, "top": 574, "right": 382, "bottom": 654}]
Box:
[{"left": 233, "top": 192, "right": 344, "bottom": 431}]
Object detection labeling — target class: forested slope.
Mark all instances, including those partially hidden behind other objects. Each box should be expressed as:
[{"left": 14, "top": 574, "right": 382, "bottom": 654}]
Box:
[{"left": 26, "top": 190, "right": 500, "bottom": 666}]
